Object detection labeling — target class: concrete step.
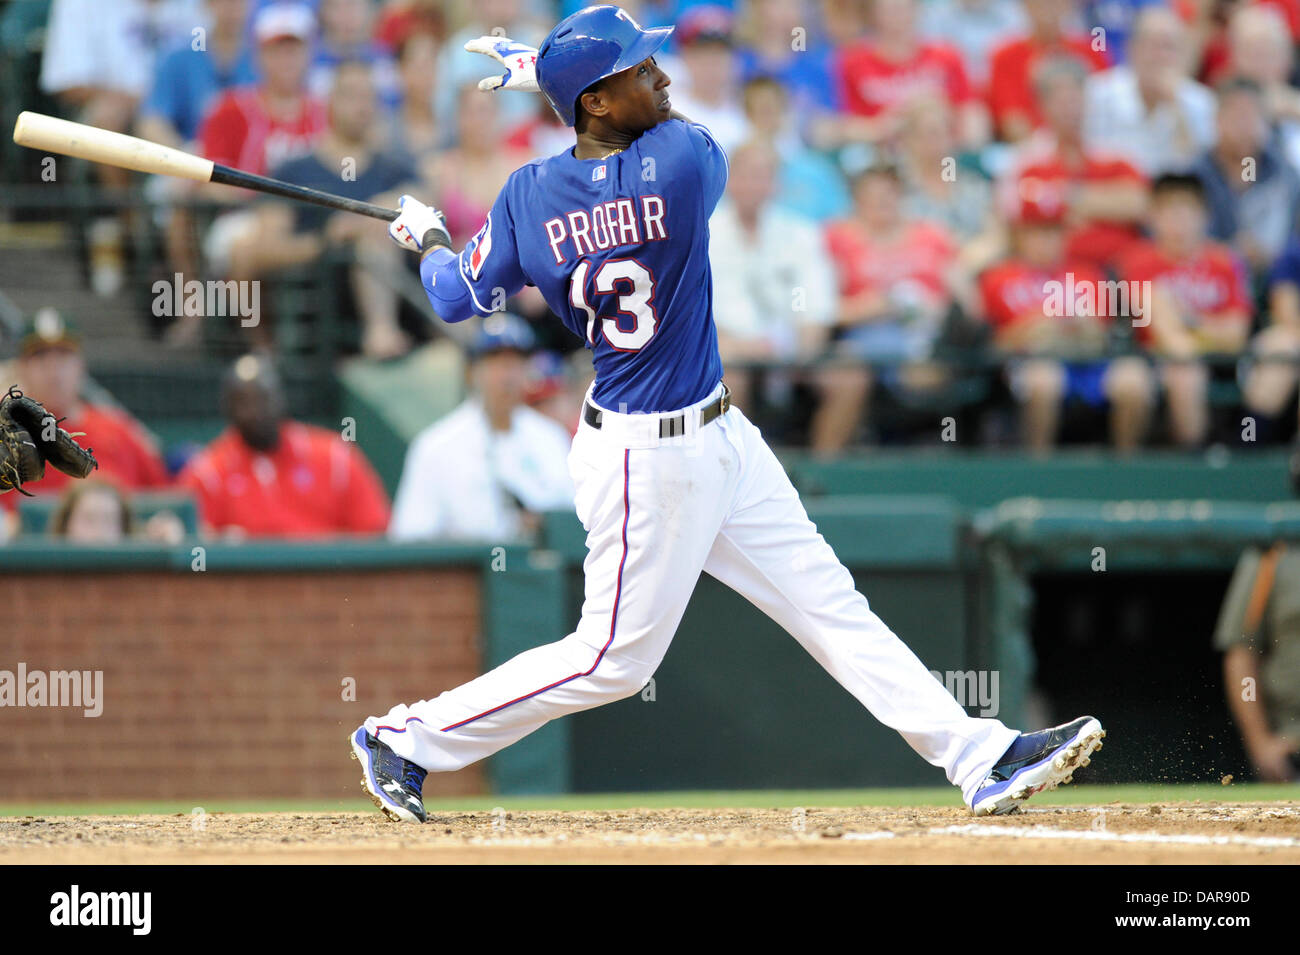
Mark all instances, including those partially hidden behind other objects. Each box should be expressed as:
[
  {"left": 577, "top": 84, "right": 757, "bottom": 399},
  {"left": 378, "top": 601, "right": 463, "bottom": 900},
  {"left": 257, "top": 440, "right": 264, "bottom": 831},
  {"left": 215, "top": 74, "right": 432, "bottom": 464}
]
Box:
[{"left": 0, "top": 221, "right": 197, "bottom": 365}]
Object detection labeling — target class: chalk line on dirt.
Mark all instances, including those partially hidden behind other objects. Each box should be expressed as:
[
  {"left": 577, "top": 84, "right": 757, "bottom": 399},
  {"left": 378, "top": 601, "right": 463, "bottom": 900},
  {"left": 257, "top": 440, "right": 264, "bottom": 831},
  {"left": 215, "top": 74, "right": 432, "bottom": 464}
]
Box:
[{"left": 852, "top": 825, "right": 1300, "bottom": 849}]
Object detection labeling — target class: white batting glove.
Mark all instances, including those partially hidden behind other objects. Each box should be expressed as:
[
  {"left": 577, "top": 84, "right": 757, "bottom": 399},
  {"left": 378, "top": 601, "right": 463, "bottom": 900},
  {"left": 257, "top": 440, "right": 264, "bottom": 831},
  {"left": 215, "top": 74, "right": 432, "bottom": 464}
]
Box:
[
  {"left": 464, "top": 35, "right": 540, "bottom": 93},
  {"left": 388, "top": 195, "right": 451, "bottom": 253}
]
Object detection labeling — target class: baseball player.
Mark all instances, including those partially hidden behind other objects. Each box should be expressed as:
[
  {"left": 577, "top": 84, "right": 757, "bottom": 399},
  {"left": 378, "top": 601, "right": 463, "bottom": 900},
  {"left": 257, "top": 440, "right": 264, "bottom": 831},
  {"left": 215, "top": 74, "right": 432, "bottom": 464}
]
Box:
[{"left": 351, "top": 5, "right": 1105, "bottom": 822}]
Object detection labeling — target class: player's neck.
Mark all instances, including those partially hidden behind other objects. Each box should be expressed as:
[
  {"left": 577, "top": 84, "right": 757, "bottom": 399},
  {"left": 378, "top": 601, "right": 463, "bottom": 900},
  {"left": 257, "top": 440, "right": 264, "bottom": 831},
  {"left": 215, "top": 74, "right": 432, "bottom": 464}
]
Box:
[{"left": 573, "top": 124, "right": 637, "bottom": 160}]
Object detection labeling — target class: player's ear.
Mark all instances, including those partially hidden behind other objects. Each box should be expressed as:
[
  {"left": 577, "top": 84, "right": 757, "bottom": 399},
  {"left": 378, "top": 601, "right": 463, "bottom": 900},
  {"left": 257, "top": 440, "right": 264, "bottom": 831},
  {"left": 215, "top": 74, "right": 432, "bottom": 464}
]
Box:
[{"left": 579, "top": 87, "right": 610, "bottom": 121}]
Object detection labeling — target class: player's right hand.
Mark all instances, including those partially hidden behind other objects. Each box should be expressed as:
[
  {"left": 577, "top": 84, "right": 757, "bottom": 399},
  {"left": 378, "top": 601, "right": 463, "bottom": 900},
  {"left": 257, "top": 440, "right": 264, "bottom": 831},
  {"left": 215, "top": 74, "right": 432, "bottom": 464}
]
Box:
[
  {"left": 388, "top": 195, "right": 451, "bottom": 253},
  {"left": 464, "top": 36, "right": 540, "bottom": 93}
]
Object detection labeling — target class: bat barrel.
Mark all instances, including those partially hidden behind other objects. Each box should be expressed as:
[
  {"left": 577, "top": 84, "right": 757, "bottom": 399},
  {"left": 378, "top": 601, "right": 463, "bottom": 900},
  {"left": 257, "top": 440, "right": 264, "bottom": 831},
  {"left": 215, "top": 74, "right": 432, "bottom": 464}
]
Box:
[
  {"left": 13, "top": 110, "right": 215, "bottom": 182},
  {"left": 12, "top": 111, "right": 399, "bottom": 222}
]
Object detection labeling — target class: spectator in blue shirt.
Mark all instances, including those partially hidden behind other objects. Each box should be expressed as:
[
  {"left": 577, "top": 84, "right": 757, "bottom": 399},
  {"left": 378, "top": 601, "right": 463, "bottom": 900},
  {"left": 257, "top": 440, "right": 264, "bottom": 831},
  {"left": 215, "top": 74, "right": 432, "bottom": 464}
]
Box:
[
  {"left": 1243, "top": 239, "right": 1300, "bottom": 442},
  {"left": 1081, "top": 0, "right": 1165, "bottom": 64},
  {"left": 740, "top": 75, "right": 850, "bottom": 222},
  {"left": 734, "top": 0, "right": 839, "bottom": 121},
  {"left": 1191, "top": 78, "right": 1300, "bottom": 279},
  {"left": 138, "top": 0, "right": 259, "bottom": 148},
  {"left": 309, "top": 0, "right": 401, "bottom": 112}
]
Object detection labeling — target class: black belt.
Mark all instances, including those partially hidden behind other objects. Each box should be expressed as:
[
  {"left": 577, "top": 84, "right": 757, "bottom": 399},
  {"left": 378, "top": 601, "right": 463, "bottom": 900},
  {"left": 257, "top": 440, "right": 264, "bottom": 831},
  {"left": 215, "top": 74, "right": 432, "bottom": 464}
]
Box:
[{"left": 584, "top": 384, "right": 731, "bottom": 439}]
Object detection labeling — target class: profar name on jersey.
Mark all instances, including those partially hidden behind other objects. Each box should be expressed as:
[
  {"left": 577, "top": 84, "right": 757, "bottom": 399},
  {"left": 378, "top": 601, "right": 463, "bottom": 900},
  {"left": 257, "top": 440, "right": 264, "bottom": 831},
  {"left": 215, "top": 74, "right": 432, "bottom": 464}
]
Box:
[{"left": 543, "top": 195, "right": 668, "bottom": 265}]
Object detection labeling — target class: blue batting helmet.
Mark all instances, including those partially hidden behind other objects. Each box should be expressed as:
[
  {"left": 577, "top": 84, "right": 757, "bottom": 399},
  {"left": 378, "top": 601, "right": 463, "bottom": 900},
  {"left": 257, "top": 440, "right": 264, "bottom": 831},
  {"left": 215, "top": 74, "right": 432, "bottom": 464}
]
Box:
[{"left": 536, "top": 5, "right": 674, "bottom": 127}]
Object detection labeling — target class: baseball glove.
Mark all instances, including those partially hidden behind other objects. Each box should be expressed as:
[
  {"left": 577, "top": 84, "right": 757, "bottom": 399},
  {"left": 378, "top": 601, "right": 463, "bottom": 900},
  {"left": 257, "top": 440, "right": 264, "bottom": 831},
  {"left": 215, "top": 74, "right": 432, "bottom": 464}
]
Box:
[{"left": 0, "top": 386, "right": 98, "bottom": 495}]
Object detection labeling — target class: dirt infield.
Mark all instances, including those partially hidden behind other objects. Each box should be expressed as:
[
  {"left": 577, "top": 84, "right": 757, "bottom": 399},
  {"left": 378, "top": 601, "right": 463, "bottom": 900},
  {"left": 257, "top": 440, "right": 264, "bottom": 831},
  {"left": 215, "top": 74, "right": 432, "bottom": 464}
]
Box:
[{"left": 1, "top": 802, "right": 1298, "bottom": 863}]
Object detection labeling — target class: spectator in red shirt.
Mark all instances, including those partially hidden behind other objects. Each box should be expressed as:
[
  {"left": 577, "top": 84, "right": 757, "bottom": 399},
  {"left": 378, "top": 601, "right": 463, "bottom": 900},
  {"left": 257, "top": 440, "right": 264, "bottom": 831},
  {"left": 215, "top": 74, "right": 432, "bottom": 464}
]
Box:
[
  {"left": 823, "top": 164, "right": 968, "bottom": 451},
  {"left": 12, "top": 308, "right": 170, "bottom": 497},
  {"left": 1120, "top": 173, "right": 1253, "bottom": 446},
  {"left": 200, "top": 5, "right": 326, "bottom": 180},
  {"left": 832, "top": 0, "right": 987, "bottom": 148},
  {"left": 179, "top": 354, "right": 390, "bottom": 538},
  {"left": 979, "top": 196, "right": 1154, "bottom": 451},
  {"left": 988, "top": 0, "right": 1109, "bottom": 141},
  {"left": 195, "top": 4, "right": 327, "bottom": 287},
  {"left": 999, "top": 55, "right": 1149, "bottom": 272}
]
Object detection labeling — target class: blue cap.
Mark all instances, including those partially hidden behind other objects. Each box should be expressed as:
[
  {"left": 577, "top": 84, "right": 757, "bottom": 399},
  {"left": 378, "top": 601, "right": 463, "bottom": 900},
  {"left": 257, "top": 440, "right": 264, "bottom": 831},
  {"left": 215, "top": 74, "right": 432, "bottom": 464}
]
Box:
[
  {"left": 536, "top": 5, "right": 674, "bottom": 126},
  {"left": 471, "top": 313, "right": 536, "bottom": 358}
]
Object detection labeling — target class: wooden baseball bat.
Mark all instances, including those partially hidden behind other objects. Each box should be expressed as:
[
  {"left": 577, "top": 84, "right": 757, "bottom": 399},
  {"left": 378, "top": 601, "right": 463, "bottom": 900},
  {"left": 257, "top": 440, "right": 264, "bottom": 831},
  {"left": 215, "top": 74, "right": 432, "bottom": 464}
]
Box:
[{"left": 12, "top": 111, "right": 399, "bottom": 221}]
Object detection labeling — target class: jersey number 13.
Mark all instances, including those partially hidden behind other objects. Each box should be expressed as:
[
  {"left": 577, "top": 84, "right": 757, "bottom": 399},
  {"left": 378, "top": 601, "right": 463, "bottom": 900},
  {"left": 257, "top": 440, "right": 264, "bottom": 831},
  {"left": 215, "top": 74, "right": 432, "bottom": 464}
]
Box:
[{"left": 569, "top": 258, "right": 660, "bottom": 351}]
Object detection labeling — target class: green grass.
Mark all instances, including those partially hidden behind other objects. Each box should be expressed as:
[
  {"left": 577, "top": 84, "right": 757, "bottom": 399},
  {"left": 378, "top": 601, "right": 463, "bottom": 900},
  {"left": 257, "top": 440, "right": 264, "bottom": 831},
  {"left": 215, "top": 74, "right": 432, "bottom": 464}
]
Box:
[{"left": 0, "top": 783, "right": 1295, "bottom": 817}]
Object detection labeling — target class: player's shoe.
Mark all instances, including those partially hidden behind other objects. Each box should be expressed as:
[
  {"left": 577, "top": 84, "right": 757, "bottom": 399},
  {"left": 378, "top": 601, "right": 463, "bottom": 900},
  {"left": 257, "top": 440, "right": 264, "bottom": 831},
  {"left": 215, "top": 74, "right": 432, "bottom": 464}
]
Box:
[
  {"left": 349, "top": 727, "right": 428, "bottom": 823},
  {"left": 970, "top": 716, "right": 1105, "bottom": 816}
]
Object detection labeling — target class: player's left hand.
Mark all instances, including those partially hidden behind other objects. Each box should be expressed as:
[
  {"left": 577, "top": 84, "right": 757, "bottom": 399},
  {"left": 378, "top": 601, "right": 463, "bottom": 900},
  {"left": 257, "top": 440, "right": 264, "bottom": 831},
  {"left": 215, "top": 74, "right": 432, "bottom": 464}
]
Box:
[
  {"left": 388, "top": 195, "right": 451, "bottom": 254},
  {"left": 464, "top": 36, "right": 540, "bottom": 93}
]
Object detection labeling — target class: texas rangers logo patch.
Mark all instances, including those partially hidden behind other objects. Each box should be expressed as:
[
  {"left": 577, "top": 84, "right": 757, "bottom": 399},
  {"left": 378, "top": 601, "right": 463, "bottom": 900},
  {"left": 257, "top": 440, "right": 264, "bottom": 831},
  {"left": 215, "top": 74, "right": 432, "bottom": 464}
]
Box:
[{"left": 468, "top": 213, "right": 493, "bottom": 280}]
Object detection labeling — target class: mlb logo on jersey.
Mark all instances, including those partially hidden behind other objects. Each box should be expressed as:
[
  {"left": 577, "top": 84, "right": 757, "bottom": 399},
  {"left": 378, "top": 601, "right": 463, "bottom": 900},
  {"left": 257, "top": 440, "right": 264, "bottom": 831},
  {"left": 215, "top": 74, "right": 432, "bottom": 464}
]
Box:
[{"left": 592, "top": 164, "right": 607, "bottom": 183}]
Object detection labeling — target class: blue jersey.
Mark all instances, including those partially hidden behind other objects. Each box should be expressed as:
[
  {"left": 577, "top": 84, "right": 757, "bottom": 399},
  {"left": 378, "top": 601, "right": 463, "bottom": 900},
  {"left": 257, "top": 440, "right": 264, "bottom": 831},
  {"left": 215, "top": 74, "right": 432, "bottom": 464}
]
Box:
[{"left": 420, "top": 119, "right": 728, "bottom": 413}]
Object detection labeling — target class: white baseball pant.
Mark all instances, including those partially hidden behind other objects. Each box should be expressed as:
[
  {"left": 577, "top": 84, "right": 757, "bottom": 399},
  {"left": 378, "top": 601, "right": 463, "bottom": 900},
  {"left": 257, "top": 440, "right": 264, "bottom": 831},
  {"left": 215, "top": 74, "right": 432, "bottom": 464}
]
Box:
[{"left": 366, "top": 383, "right": 1019, "bottom": 804}]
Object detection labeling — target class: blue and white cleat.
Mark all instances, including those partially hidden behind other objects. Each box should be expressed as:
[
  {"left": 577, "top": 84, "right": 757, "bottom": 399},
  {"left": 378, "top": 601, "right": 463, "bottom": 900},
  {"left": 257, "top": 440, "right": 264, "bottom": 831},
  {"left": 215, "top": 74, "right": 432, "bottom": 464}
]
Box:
[
  {"left": 349, "top": 727, "right": 429, "bottom": 823},
  {"left": 970, "top": 716, "right": 1105, "bottom": 816}
]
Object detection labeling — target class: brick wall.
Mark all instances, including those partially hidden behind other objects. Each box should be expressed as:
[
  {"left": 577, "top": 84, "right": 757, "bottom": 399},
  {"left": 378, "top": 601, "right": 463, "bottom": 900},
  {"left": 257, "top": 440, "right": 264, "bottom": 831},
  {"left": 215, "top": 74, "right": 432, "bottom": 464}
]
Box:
[{"left": 0, "top": 568, "right": 486, "bottom": 800}]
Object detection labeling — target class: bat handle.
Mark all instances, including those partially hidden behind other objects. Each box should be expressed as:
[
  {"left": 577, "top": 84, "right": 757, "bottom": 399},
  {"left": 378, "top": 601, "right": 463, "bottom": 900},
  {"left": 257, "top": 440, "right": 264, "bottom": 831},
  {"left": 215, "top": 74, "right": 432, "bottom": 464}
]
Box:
[{"left": 210, "top": 165, "right": 399, "bottom": 221}]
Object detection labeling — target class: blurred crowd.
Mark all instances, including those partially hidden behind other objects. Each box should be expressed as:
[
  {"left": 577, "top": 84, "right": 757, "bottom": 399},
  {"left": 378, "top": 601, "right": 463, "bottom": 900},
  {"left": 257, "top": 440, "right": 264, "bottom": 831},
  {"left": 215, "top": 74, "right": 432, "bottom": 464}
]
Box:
[{"left": 16, "top": 0, "right": 1300, "bottom": 456}]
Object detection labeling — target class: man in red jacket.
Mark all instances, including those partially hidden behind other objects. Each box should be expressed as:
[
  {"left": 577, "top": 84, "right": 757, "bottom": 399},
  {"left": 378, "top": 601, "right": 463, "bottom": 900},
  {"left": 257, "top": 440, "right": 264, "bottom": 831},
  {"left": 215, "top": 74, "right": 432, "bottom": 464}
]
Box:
[{"left": 179, "top": 354, "right": 390, "bottom": 538}]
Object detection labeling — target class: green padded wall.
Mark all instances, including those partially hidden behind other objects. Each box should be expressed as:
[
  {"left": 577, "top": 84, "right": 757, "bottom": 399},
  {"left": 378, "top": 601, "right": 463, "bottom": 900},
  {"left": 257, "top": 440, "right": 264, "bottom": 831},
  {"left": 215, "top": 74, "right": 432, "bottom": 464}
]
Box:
[{"left": 785, "top": 449, "right": 1293, "bottom": 507}]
